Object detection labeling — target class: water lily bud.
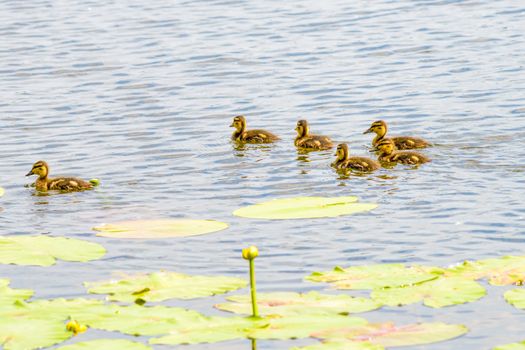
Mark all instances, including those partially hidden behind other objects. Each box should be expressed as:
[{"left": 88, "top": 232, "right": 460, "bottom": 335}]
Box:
[
  {"left": 66, "top": 320, "right": 87, "bottom": 335},
  {"left": 242, "top": 245, "right": 259, "bottom": 260}
]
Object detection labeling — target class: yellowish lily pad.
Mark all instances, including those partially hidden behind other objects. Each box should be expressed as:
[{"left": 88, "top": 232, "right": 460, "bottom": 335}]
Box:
[
  {"left": 0, "top": 279, "right": 33, "bottom": 306},
  {"left": 0, "top": 187, "right": 4, "bottom": 197},
  {"left": 504, "top": 289, "right": 525, "bottom": 309},
  {"left": 215, "top": 291, "right": 381, "bottom": 316},
  {"left": 93, "top": 219, "right": 228, "bottom": 238},
  {"left": 445, "top": 256, "right": 525, "bottom": 286},
  {"left": 0, "top": 236, "right": 106, "bottom": 266},
  {"left": 371, "top": 277, "right": 486, "bottom": 308},
  {"left": 56, "top": 339, "right": 152, "bottom": 350},
  {"left": 0, "top": 318, "right": 72, "bottom": 350},
  {"left": 233, "top": 197, "right": 377, "bottom": 219},
  {"left": 493, "top": 340, "right": 525, "bottom": 350},
  {"left": 85, "top": 271, "right": 247, "bottom": 303},
  {"left": 307, "top": 264, "right": 442, "bottom": 290}
]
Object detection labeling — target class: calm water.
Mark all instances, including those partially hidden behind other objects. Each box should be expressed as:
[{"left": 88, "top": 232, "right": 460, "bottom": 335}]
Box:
[{"left": 1, "top": 0, "right": 524, "bottom": 348}]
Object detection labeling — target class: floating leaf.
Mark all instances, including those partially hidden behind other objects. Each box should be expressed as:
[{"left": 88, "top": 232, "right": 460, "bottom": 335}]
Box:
[
  {"left": 151, "top": 315, "right": 368, "bottom": 345},
  {"left": 85, "top": 271, "right": 247, "bottom": 303},
  {"left": 504, "top": 289, "right": 525, "bottom": 309},
  {"left": 233, "top": 197, "right": 377, "bottom": 220},
  {"left": 445, "top": 256, "right": 525, "bottom": 285},
  {"left": 0, "top": 187, "right": 4, "bottom": 197},
  {"left": 12, "top": 298, "right": 105, "bottom": 321},
  {"left": 56, "top": 339, "right": 152, "bottom": 350},
  {"left": 150, "top": 316, "right": 262, "bottom": 345},
  {"left": 0, "top": 318, "right": 71, "bottom": 350},
  {"left": 93, "top": 219, "right": 228, "bottom": 238},
  {"left": 293, "top": 341, "right": 384, "bottom": 350},
  {"left": 311, "top": 322, "right": 467, "bottom": 347},
  {"left": 0, "top": 279, "right": 33, "bottom": 306},
  {"left": 215, "top": 291, "right": 381, "bottom": 316},
  {"left": 371, "top": 277, "right": 485, "bottom": 308},
  {"left": 307, "top": 264, "right": 442, "bottom": 290},
  {"left": 493, "top": 340, "right": 525, "bottom": 350},
  {"left": 0, "top": 236, "right": 106, "bottom": 266}
]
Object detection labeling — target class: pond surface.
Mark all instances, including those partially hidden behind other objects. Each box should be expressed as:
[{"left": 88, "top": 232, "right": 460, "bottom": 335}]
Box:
[{"left": 1, "top": 0, "right": 524, "bottom": 349}]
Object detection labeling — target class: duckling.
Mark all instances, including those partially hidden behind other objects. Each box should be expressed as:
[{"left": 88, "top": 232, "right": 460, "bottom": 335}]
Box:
[
  {"left": 294, "top": 120, "right": 333, "bottom": 150},
  {"left": 230, "top": 115, "right": 279, "bottom": 143},
  {"left": 376, "top": 139, "right": 430, "bottom": 165},
  {"left": 332, "top": 143, "right": 380, "bottom": 172},
  {"left": 364, "top": 120, "right": 430, "bottom": 150},
  {"left": 26, "top": 161, "right": 94, "bottom": 192}
]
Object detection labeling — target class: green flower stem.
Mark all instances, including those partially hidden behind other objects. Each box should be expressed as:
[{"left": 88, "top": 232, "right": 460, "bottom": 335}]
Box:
[
  {"left": 251, "top": 339, "right": 257, "bottom": 350},
  {"left": 249, "top": 258, "right": 259, "bottom": 318}
]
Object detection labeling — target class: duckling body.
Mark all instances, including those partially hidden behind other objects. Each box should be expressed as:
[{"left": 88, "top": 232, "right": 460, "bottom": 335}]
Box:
[
  {"left": 26, "top": 161, "right": 93, "bottom": 192},
  {"left": 364, "top": 120, "right": 430, "bottom": 150},
  {"left": 332, "top": 144, "right": 380, "bottom": 172},
  {"left": 230, "top": 115, "right": 279, "bottom": 143},
  {"left": 376, "top": 139, "right": 430, "bottom": 165},
  {"left": 294, "top": 120, "right": 333, "bottom": 150}
]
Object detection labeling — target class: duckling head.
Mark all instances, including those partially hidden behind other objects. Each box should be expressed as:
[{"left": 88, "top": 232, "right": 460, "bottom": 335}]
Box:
[
  {"left": 230, "top": 115, "right": 246, "bottom": 132},
  {"left": 376, "top": 139, "right": 395, "bottom": 155},
  {"left": 26, "top": 160, "right": 49, "bottom": 179},
  {"left": 295, "top": 120, "right": 309, "bottom": 137},
  {"left": 335, "top": 143, "right": 349, "bottom": 161},
  {"left": 364, "top": 120, "right": 387, "bottom": 136}
]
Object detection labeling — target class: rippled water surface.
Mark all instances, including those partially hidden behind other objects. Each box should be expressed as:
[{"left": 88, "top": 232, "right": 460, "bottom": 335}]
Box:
[{"left": 1, "top": 0, "right": 525, "bottom": 349}]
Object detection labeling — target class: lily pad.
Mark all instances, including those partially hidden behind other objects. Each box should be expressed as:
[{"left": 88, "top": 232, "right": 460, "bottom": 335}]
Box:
[
  {"left": 307, "top": 264, "right": 442, "bottom": 290},
  {"left": 93, "top": 219, "right": 228, "bottom": 238},
  {"left": 85, "top": 271, "right": 247, "bottom": 303},
  {"left": 504, "top": 289, "right": 525, "bottom": 309},
  {"left": 0, "top": 187, "right": 4, "bottom": 197},
  {"left": 0, "top": 279, "right": 33, "bottom": 306},
  {"left": 56, "top": 339, "right": 152, "bottom": 350},
  {"left": 0, "top": 317, "right": 71, "bottom": 350},
  {"left": 233, "top": 197, "right": 377, "bottom": 220},
  {"left": 494, "top": 341, "right": 525, "bottom": 350},
  {"left": 293, "top": 341, "right": 384, "bottom": 350},
  {"left": 0, "top": 236, "right": 106, "bottom": 266},
  {"left": 445, "top": 256, "right": 525, "bottom": 286},
  {"left": 215, "top": 291, "right": 381, "bottom": 316},
  {"left": 371, "top": 277, "right": 485, "bottom": 308},
  {"left": 311, "top": 322, "right": 467, "bottom": 347}
]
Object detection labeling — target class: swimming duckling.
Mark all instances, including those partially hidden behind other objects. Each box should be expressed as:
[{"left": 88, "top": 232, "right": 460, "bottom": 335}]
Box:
[
  {"left": 230, "top": 115, "right": 279, "bottom": 143},
  {"left": 376, "top": 139, "right": 430, "bottom": 165},
  {"left": 294, "top": 120, "right": 333, "bottom": 150},
  {"left": 26, "top": 161, "right": 94, "bottom": 192},
  {"left": 364, "top": 120, "right": 430, "bottom": 149},
  {"left": 332, "top": 143, "right": 380, "bottom": 172}
]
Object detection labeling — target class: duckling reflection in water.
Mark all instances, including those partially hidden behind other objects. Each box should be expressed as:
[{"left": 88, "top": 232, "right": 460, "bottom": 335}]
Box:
[
  {"left": 376, "top": 139, "right": 430, "bottom": 165},
  {"left": 26, "top": 161, "right": 94, "bottom": 192},
  {"left": 332, "top": 143, "right": 380, "bottom": 172},
  {"left": 294, "top": 119, "right": 333, "bottom": 150},
  {"left": 364, "top": 120, "right": 430, "bottom": 150},
  {"left": 230, "top": 115, "right": 279, "bottom": 143}
]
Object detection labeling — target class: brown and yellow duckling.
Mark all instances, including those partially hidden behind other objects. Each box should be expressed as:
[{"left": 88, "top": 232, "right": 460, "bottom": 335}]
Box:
[
  {"left": 364, "top": 120, "right": 430, "bottom": 150},
  {"left": 376, "top": 139, "right": 430, "bottom": 165},
  {"left": 294, "top": 119, "right": 333, "bottom": 150},
  {"left": 26, "top": 161, "right": 95, "bottom": 192},
  {"left": 332, "top": 143, "right": 380, "bottom": 172},
  {"left": 230, "top": 115, "right": 279, "bottom": 143}
]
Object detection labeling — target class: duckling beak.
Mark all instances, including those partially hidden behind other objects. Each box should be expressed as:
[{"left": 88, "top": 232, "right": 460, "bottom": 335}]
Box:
[
  {"left": 229, "top": 123, "right": 234, "bottom": 127},
  {"left": 363, "top": 127, "right": 373, "bottom": 134},
  {"left": 25, "top": 169, "right": 34, "bottom": 176}
]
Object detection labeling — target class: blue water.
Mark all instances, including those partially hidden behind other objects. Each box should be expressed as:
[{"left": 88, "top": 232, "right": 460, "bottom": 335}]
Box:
[{"left": 1, "top": 0, "right": 524, "bottom": 349}]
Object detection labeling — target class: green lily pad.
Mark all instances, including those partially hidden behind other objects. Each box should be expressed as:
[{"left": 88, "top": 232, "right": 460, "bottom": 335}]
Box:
[
  {"left": 10, "top": 298, "right": 105, "bottom": 321},
  {"left": 93, "top": 219, "right": 229, "bottom": 238},
  {"left": 311, "top": 321, "right": 467, "bottom": 347},
  {"left": 371, "top": 277, "right": 485, "bottom": 308},
  {"left": 445, "top": 256, "right": 525, "bottom": 286},
  {"left": 0, "top": 236, "right": 106, "bottom": 266},
  {"left": 0, "top": 279, "right": 33, "bottom": 306},
  {"left": 85, "top": 271, "right": 247, "bottom": 303},
  {"left": 292, "top": 341, "right": 384, "bottom": 350},
  {"left": 56, "top": 339, "right": 152, "bottom": 350},
  {"left": 233, "top": 197, "right": 377, "bottom": 220},
  {"left": 0, "top": 317, "right": 71, "bottom": 350},
  {"left": 307, "top": 264, "right": 442, "bottom": 290},
  {"left": 504, "top": 289, "right": 525, "bottom": 309},
  {"left": 151, "top": 315, "right": 368, "bottom": 345},
  {"left": 493, "top": 340, "right": 525, "bottom": 350},
  {"left": 215, "top": 291, "right": 381, "bottom": 316}
]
